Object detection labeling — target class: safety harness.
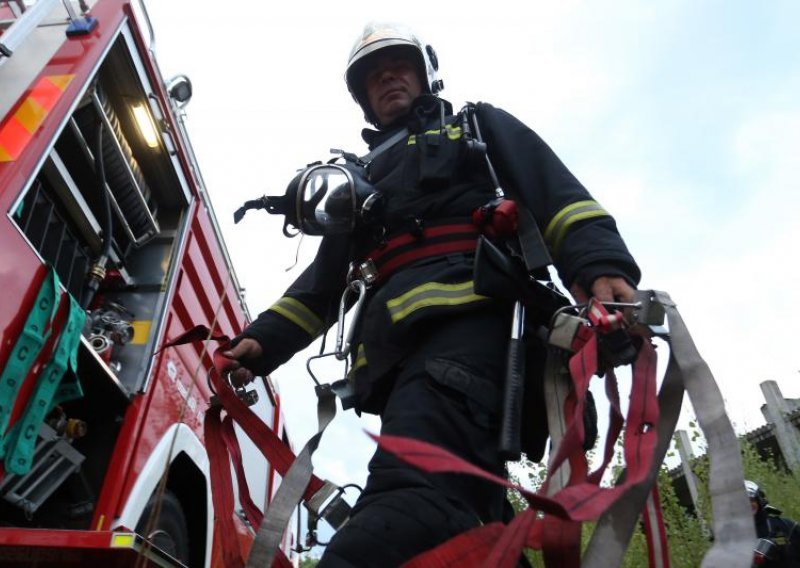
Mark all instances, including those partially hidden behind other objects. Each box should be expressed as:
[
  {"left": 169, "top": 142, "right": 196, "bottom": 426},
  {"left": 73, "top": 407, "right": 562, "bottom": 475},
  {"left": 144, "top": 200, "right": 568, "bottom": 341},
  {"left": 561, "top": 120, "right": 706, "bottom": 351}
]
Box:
[
  {"left": 161, "top": 327, "right": 352, "bottom": 568},
  {"left": 363, "top": 221, "right": 480, "bottom": 284},
  {"left": 371, "top": 292, "right": 755, "bottom": 567}
]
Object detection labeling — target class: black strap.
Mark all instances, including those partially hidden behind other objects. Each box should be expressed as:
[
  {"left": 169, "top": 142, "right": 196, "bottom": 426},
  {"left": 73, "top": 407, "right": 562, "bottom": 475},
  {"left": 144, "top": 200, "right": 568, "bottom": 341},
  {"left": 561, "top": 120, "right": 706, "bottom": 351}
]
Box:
[
  {"left": 358, "top": 127, "right": 409, "bottom": 164},
  {"left": 462, "top": 103, "right": 553, "bottom": 273}
]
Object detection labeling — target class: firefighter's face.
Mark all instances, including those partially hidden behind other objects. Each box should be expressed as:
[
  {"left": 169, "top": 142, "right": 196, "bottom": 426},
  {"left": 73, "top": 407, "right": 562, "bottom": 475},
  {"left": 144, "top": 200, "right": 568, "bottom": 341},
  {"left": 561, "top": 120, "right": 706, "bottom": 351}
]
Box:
[{"left": 365, "top": 52, "right": 422, "bottom": 126}]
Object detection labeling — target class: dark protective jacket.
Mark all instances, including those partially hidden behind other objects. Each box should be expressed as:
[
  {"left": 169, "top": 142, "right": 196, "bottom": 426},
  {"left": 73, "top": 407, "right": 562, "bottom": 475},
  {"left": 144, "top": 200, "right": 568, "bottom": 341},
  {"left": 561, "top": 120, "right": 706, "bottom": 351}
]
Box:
[
  {"left": 240, "top": 95, "right": 640, "bottom": 412},
  {"left": 755, "top": 511, "right": 800, "bottom": 567}
]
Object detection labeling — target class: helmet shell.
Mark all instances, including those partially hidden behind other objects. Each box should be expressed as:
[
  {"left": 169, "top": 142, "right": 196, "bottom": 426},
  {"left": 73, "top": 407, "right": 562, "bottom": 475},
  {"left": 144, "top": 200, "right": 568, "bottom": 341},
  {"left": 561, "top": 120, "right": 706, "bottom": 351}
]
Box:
[
  {"left": 745, "top": 480, "right": 767, "bottom": 509},
  {"left": 345, "top": 22, "right": 443, "bottom": 125}
]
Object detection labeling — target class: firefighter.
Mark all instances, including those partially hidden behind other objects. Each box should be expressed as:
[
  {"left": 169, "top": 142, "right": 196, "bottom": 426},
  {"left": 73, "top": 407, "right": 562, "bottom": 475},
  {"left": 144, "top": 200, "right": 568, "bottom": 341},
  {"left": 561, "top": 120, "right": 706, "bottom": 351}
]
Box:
[
  {"left": 747, "top": 480, "right": 800, "bottom": 567},
  {"left": 226, "top": 22, "right": 640, "bottom": 567}
]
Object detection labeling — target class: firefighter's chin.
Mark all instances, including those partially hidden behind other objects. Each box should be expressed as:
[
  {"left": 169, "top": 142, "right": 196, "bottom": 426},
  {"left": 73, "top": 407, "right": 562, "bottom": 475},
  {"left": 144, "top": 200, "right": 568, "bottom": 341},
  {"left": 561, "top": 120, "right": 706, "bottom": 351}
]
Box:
[{"left": 374, "top": 90, "right": 414, "bottom": 126}]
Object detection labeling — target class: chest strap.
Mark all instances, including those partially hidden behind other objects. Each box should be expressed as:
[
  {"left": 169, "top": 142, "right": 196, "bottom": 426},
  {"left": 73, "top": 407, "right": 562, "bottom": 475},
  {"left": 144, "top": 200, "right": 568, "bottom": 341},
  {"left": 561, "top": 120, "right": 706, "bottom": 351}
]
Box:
[{"left": 364, "top": 221, "right": 480, "bottom": 282}]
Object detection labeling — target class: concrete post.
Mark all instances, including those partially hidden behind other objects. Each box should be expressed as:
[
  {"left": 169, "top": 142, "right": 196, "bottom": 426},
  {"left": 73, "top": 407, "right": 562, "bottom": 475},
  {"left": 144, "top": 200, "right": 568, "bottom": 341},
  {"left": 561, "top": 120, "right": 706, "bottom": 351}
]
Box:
[
  {"left": 760, "top": 380, "right": 800, "bottom": 472},
  {"left": 674, "top": 429, "right": 707, "bottom": 531}
]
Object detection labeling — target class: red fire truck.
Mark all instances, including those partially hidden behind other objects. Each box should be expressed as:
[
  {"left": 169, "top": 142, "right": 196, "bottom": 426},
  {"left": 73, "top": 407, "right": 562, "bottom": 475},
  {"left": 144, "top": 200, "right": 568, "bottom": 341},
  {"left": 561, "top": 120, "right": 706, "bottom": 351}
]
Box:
[{"left": 0, "top": 0, "right": 293, "bottom": 565}]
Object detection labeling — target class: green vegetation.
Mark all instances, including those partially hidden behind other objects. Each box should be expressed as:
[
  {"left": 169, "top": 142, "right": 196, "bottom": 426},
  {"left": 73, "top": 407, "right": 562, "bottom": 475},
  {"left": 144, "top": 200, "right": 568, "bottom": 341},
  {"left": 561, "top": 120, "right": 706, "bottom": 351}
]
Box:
[
  {"left": 299, "top": 555, "right": 320, "bottom": 567},
  {"left": 507, "top": 435, "right": 799, "bottom": 567}
]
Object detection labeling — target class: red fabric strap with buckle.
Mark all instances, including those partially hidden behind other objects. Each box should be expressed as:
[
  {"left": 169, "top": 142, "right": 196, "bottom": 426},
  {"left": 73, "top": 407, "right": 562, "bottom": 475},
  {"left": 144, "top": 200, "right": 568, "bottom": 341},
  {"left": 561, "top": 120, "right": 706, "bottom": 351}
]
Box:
[
  {"left": 162, "top": 326, "right": 322, "bottom": 567},
  {"left": 369, "top": 300, "right": 665, "bottom": 567}
]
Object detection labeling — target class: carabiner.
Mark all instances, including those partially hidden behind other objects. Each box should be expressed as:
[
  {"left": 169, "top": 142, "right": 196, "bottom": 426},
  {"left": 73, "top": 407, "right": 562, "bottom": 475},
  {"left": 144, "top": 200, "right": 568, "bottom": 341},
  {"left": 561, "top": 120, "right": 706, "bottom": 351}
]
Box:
[{"left": 335, "top": 278, "right": 367, "bottom": 360}]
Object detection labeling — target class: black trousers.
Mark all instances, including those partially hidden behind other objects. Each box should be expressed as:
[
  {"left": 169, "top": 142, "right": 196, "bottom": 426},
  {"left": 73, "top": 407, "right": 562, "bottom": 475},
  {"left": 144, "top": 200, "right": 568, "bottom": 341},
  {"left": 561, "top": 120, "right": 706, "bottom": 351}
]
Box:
[{"left": 320, "top": 307, "right": 511, "bottom": 567}]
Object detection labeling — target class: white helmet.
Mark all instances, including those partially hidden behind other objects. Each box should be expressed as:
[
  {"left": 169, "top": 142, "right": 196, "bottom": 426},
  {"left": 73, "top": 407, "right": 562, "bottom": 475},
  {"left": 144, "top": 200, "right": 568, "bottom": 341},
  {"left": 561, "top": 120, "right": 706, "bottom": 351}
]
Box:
[{"left": 345, "top": 22, "right": 444, "bottom": 125}]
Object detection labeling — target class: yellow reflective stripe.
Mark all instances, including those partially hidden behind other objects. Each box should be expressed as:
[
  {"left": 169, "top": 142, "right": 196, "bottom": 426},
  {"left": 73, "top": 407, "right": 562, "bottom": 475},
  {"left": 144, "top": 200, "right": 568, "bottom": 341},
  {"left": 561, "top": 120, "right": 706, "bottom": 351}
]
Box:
[
  {"left": 16, "top": 97, "right": 48, "bottom": 134},
  {"left": 407, "top": 125, "right": 462, "bottom": 145},
  {"left": 352, "top": 344, "right": 367, "bottom": 372},
  {"left": 268, "top": 297, "right": 324, "bottom": 337},
  {"left": 544, "top": 200, "right": 609, "bottom": 255},
  {"left": 130, "top": 320, "right": 152, "bottom": 345},
  {"left": 387, "top": 281, "right": 488, "bottom": 323}
]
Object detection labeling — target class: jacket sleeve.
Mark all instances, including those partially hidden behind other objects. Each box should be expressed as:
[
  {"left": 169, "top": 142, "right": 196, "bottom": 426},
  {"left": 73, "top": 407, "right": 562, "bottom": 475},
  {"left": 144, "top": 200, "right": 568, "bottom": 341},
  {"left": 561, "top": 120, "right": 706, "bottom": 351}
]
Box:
[
  {"left": 475, "top": 102, "right": 640, "bottom": 290},
  {"left": 237, "top": 233, "right": 351, "bottom": 375}
]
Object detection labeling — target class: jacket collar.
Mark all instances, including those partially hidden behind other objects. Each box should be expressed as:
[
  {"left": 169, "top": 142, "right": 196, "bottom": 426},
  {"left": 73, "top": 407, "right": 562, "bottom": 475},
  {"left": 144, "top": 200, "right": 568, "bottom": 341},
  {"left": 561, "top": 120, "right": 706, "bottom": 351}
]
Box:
[{"left": 361, "top": 95, "right": 454, "bottom": 149}]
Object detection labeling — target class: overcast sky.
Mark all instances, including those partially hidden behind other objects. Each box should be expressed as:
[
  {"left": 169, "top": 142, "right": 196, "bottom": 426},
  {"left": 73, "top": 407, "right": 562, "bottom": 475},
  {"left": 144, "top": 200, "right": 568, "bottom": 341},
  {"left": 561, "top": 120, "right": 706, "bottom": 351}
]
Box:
[{"left": 144, "top": 0, "right": 799, "bottom": 519}]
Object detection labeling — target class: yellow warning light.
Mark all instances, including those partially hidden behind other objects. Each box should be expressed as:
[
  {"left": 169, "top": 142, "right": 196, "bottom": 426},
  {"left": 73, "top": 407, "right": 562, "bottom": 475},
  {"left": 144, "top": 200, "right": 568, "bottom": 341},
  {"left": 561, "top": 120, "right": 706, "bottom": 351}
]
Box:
[{"left": 132, "top": 103, "right": 159, "bottom": 148}]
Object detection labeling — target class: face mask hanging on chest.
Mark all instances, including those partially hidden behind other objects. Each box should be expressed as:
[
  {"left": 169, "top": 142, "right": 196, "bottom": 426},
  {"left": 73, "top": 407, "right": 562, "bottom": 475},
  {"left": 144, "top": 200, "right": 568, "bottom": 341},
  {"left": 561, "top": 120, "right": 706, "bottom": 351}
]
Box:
[{"left": 233, "top": 161, "right": 383, "bottom": 238}]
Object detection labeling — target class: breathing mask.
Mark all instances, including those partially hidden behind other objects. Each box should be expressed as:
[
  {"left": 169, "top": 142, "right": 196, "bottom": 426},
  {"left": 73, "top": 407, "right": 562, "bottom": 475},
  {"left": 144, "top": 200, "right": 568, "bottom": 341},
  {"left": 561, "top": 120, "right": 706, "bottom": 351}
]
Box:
[{"left": 234, "top": 161, "right": 382, "bottom": 237}]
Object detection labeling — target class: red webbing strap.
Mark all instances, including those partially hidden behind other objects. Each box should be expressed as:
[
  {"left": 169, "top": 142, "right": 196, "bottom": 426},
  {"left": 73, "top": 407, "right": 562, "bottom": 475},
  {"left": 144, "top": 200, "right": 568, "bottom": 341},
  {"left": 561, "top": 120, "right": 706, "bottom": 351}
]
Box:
[
  {"left": 401, "top": 523, "right": 505, "bottom": 567},
  {"left": 222, "top": 416, "right": 293, "bottom": 568},
  {"left": 587, "top": 370, "right": 623, "bottom": 485},
  {"left": 365, "top": 222, "right": 478, "bottom": 262},
  {"left": 370, "top": 433, "right": 570, "bottom": 517},
  {"left": 222, "top": 415, "right": 264, "bottom": 528},
  {"left": 543, "top": 341, "right": 658, "bottom": 520},
  {"left": 643, "top": 485, "right": 670, "bottom": 568},
  {"left": 272, "top": 550, "right": 293, "bottom": 568},
  {"left": 364, "top": 222, "right": 479, "bottom": 282},
  {"left": 376, "top": 240, "right": 479, "bottom": 281},
  {"left": 162, "top": 326, "right": 328, "bottom": 567},
  {"left": 540, "top": 323, "right": 592, "bottom": 567},
  {"left": 205, "top": 404, "right": 245, "bottom": 568},
  {"left": 209, "top": 349, "right": 325, "bottom": 500},
  {"left": 377, "top": 301, "right": 663, "bottom": 567},
  {"left": 162, "top": 325, "right": 324, "bottom": 499},
  {"left": 541, "top": 517, "right": 581, "bottom": 568},
  {"left": 487, "top": 509, "right": 541, "bottom": 568},
  {"left": 585, "top": 292, "right": 753, "bottom": 568}
]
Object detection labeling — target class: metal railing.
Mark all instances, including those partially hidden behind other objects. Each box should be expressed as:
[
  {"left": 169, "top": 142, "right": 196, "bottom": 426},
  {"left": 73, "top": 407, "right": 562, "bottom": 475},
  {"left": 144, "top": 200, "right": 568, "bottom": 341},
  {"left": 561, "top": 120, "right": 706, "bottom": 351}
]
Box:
[{"left": 0, "top": 0, "right": 93, "bottom": 59}]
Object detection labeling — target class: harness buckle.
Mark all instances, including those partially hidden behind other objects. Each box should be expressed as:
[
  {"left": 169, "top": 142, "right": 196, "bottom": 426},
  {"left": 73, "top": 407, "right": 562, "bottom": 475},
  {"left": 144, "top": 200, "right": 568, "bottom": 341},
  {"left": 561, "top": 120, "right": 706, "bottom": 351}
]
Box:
[
  {"left": 234, "top": 384, "right": 259, "bottom": 407},
  {"left": 303, "top": 481, "right": 359, "bottom": 546},
  {"left": 548, "top": 311, "right": 585, "bottom": 351},
  {"left": 347, "top": 259, "right": 378, "bottom": 287}
]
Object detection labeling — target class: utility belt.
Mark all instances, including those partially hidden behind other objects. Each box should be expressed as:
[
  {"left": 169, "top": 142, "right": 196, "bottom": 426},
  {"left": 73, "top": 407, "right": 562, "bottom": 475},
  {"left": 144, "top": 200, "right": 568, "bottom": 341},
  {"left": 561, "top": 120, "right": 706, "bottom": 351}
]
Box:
[
  {"left": 360, "top": 219, "right": 480, "bottom": 284},
  {"left": 356, "top": 194, "right": 520, "bottom": 285}
]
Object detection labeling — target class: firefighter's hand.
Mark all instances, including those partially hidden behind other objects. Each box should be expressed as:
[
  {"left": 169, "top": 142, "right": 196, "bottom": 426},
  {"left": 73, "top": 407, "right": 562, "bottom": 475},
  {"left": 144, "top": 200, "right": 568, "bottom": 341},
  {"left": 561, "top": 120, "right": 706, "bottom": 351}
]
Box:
[
  {"left": 570, "top": 276, "right": 636, "bottom": 304},
  {"left": 221, "top": 338, "right": 263, "bottom": 387}
]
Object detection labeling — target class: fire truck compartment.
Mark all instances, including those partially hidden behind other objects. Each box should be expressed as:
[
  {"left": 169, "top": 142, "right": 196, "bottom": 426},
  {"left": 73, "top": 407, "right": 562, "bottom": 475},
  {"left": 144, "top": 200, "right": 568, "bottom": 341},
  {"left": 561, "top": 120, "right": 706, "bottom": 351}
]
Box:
[{"left": 2, "top": 13, "right": 194, "bottom": 532}]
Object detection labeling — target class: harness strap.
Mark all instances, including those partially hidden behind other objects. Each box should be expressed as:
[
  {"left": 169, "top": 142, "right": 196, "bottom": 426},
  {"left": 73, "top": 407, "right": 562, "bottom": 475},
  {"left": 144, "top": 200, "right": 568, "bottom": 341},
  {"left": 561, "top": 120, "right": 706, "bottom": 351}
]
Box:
[
  {"left": 163, "top": 325, "right": 350, "bottom": 566},
  {"left": 364, "top": 221, "right": 479, "bottom": 282},
  {"left": 357, "top": 127, "right": 409, "bottom": 165},
  {"left": 204, "top": 403, "right": 245, "bottom": 568},
  {"left": 402, "top": 523, "right": 505, "bottom": 567},
  {"left": 221, "top": 415, "right": 264, "bottom": 528},
  {"left": 583, "top": 291, "right": 754, "bottom": 568},
  {"left": 245, "top": 383, "right": 338, "bottom": 568},
  {"left": 4, "top": 290, "right": 84, "bottom": 475},
  {"left": 0, "top": 267, "right": 86, "bottom": 479},
  {"left": 0, "top": 268, "right": 60, "bottom": 446},
  {"left": 643, "top": 485, "right": 670, "bottom": 568},
  {"left": 377, "top": 293, "right": 741, "bottom": 567}
]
